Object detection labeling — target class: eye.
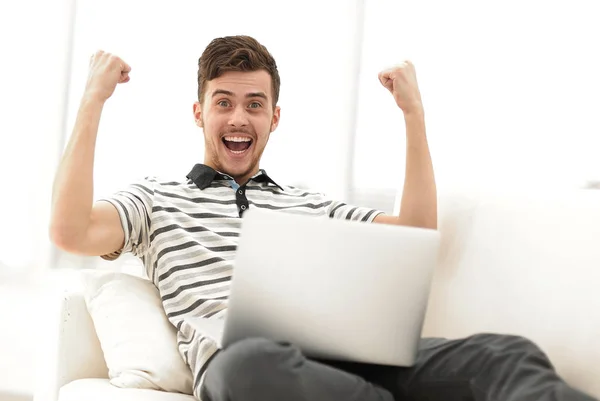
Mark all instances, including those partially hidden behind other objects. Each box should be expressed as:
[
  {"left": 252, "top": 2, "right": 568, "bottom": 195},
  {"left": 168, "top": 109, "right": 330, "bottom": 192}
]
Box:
[
  {"left": 248, "top": 102, "right": 262, "bottom": 109},
  {"left": 217, "top": 100, "right": 230, "bottom": 107}
]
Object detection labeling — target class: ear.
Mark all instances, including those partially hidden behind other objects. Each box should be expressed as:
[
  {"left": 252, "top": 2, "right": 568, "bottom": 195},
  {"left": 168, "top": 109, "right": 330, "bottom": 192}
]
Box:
[
  {"left": 270, "top": 106, "right": 281, "bottom": 133},
  {"left": 193, "top": 101, "right": 203, "bottom": 128}
]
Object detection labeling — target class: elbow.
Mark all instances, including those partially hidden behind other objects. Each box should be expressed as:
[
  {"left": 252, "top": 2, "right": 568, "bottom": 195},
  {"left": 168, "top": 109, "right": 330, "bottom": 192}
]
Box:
[{"left": 48, "top": 223, "right": 83, "bottom": 254}]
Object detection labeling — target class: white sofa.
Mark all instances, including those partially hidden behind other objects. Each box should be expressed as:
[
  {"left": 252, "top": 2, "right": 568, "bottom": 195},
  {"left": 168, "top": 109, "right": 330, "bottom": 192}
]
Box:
[{"left": 35, "top": 189, "right": 600, "bottom": 401}]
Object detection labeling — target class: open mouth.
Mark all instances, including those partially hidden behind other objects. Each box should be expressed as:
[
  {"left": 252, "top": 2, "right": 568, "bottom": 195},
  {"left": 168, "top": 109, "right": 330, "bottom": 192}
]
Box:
[{"left": 222, "top": 136, "right": 253, "bottom": 154}]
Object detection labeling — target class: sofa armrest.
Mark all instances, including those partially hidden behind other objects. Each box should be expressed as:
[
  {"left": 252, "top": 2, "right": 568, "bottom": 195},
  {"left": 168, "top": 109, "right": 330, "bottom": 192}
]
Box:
[{"left": 34, "top": 269, "right": 108, "bottom": 401}]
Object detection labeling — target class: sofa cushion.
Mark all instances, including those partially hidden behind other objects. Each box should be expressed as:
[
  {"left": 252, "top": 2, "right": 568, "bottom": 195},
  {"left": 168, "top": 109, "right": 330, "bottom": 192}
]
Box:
[
  {"left": 59, "top": 379, "right": 195, "bottom": 401},
  {"left": 82, "top": 270, "right": 193, "bottom": 394},
  {"left": 425, "top": 190, "right": 600, "bottom": 398}
]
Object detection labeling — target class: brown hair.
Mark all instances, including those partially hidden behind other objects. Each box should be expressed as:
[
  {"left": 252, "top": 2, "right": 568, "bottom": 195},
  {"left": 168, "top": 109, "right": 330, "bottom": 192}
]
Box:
[{"left": 197, "top": 35, "right": 280, "bottom": 108}]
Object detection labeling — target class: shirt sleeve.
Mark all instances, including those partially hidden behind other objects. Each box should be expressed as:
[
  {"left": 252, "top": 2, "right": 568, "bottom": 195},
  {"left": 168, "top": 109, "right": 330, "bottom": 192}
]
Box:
[
  {"left": 96, "top": 177, "right": 155, "bottom": 260},
  {"left": 326, "top": 199, "right": 384, "bottom": 223}
]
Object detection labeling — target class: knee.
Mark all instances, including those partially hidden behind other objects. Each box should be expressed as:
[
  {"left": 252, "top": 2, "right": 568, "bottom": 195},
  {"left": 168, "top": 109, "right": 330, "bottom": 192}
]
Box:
[
  {"left": 470, "top": 333, "right": 541, "bottom": 353},
  {"left": 220, "top": 337, "right": 295, "bottom": 375},
  {"left": 468, "top": 333, "right": 550, "bottom": 365},
  {"left": 204, "top": 337, "right": 302, "bottom": 396}
]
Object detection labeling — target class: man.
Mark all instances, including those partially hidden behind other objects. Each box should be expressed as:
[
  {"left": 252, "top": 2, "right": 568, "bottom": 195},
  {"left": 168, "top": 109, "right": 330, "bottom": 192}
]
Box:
[{"left": 50, "top": 35, "right": 595, "bottom": 401}]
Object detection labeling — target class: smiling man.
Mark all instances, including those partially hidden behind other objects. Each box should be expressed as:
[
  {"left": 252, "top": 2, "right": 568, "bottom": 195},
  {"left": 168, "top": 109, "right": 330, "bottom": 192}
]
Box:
[
  {"left": 50, "top": 36, "right": 596, "bottom": 401},
  {"left": 194, "top": 67, "right": 280, "bottom": 188}
]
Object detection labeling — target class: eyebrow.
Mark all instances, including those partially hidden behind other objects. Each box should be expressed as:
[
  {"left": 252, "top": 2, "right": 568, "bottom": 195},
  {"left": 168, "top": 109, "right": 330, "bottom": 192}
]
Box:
[{"left": 211, "top": 89, "right": 268, "bottom": 100}]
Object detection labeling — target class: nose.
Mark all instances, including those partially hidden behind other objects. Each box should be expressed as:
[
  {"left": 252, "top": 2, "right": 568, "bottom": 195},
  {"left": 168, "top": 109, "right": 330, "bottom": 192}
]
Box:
[{"left": 228, "top": 105, "right": 249, "bottom": 127}]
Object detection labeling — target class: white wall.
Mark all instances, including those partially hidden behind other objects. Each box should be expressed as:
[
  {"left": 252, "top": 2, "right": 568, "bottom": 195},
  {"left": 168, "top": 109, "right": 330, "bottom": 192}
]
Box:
[
  {"left": 0, "top": 0, "right": 74, "bottom": 397},
  {"left": 0, "top": 0, "right": 74, "bottom": 272},
  {"left": 354, "top": 0, "right": 600, "bottom": 194}
]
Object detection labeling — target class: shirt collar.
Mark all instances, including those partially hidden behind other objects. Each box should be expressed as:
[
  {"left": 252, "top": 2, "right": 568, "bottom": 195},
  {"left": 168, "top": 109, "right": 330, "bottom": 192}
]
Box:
[{"left": 186, "top": 164, "right": 283, "bottom": 191}]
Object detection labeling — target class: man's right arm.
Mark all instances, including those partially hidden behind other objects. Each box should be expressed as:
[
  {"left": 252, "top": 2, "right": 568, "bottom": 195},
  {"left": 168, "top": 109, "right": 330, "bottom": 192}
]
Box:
[{"left": 49, "top": 51, "right": 131, "bottom": 256}]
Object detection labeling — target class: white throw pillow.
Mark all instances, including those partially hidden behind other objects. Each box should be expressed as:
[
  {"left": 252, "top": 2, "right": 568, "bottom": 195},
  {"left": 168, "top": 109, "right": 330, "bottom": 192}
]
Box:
[{"left": 82, "top": 270, "right": 193, "bottom": 394}]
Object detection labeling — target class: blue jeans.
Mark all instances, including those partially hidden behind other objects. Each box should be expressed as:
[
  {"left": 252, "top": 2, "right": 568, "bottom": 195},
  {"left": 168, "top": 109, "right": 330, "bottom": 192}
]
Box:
[{"left": 201, "top": 333, "right": 597, "bottom": 401}]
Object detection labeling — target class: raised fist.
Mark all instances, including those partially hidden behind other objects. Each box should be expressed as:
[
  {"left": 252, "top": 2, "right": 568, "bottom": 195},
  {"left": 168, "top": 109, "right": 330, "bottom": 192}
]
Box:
[
  {"left": 378, "top": 61, "right": 423, "bottom": 115},
  {"left": 84, "top": 50, "right": 131, "bottom": 102}
]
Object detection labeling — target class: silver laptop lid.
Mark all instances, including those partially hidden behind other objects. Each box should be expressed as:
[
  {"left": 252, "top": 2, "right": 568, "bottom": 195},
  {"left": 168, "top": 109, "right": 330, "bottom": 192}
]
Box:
[{"left": 223, "top": 207, "right": 440, "bottom": 366}]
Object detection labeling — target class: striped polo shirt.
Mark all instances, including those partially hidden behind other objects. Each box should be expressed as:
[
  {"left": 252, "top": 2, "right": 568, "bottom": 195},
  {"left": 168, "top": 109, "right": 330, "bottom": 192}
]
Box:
[{"left": 100, "top": 163, "right": 383, "bottom": 399}]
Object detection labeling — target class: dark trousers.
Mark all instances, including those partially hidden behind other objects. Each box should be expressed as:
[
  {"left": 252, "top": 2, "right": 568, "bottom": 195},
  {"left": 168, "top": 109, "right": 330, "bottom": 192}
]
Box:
[{"left": 201, "top": 334, "right": 597, "bottom": 401}]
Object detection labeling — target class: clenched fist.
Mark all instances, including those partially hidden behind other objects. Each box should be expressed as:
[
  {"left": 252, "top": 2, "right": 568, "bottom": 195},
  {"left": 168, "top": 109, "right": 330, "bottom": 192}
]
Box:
[
  {"left": 378, "top": 61, "right": 423, "bottom": 115},
  {"left": 84, "top": 50, "right": 131, "bottom": 102}
]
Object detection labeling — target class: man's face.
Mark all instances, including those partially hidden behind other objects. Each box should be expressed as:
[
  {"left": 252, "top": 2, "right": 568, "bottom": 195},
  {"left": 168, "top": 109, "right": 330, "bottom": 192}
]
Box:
[{"left": 193, "top": 70, "right": 280, "bottom": 185}]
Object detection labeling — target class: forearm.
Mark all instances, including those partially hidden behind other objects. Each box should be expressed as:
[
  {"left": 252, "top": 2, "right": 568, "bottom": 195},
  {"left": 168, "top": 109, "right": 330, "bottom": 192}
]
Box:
[
  {"left": 397, "top": 111, "right": 437, "bottom": 229},
  {"left": 50, "top": 96, "right": 104, "bottom": 245}
]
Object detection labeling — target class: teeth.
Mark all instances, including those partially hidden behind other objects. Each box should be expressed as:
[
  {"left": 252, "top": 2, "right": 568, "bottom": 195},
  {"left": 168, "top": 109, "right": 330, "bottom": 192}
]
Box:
[
  {"left": 230, "top": 150, "right": 246, "bottom": 154},
  {"left": 224, "top": 136, "right": 251, "bottom": 142}
]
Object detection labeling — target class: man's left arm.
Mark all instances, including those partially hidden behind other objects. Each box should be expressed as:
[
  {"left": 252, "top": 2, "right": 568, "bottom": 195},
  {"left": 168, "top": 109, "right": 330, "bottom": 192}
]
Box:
[{"left": 372, "top": 61, "right": 437, "bottom": 230}]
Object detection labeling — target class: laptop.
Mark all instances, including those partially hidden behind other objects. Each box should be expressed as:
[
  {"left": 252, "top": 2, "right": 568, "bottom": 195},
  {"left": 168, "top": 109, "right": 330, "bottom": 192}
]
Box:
[{"left": 220, "top": 207, "right": 440, "bottom": 366}]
